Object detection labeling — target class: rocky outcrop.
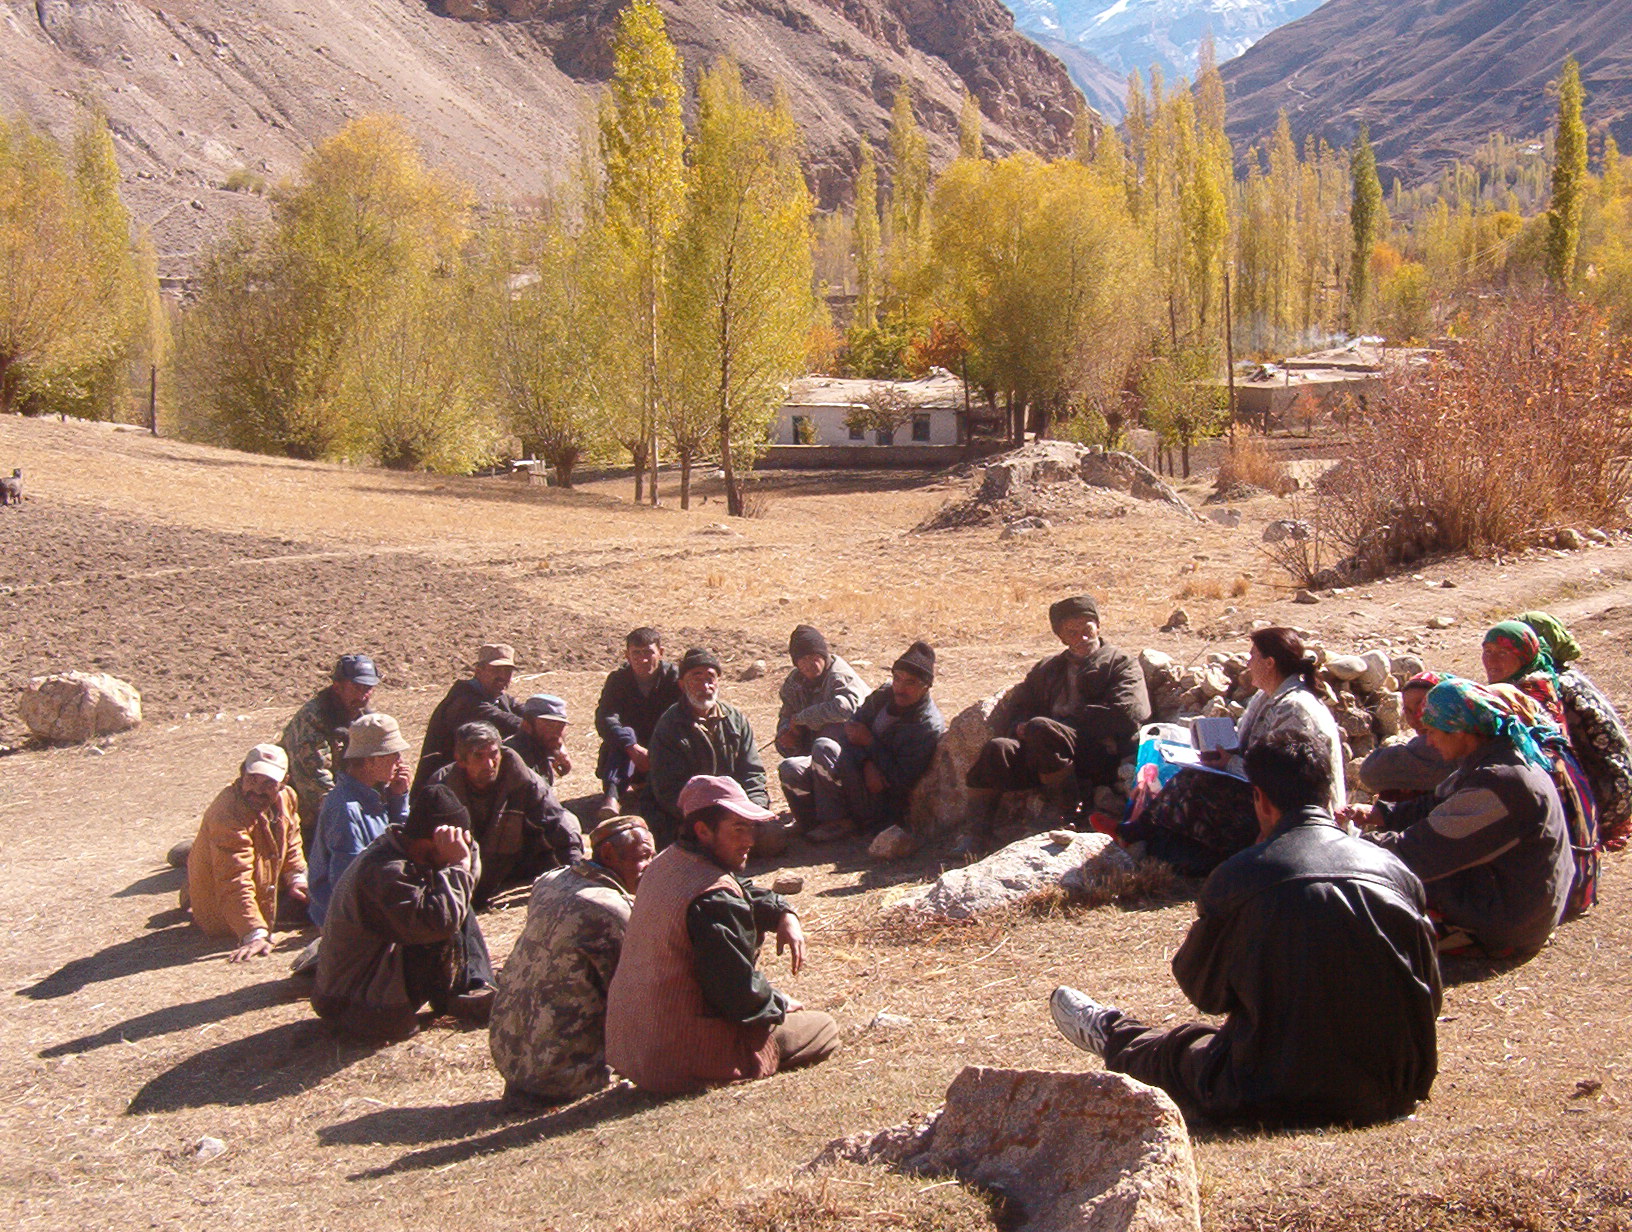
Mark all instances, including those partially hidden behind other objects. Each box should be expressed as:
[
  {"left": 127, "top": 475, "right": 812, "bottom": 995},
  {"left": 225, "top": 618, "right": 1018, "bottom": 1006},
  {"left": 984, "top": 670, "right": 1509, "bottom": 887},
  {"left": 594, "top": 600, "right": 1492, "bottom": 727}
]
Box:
[
  {"left": 18, "top": 671, "right": 142, "bottom": 742},
  {"left": 0, "top": 0, "right": 1082, "bottom": 278},
  {"left": 811, "top": 1065, "right": 1202, "bottom": 1232},
  {"left": 890, "top": 830, "right": 1133, "bottom": 920}
]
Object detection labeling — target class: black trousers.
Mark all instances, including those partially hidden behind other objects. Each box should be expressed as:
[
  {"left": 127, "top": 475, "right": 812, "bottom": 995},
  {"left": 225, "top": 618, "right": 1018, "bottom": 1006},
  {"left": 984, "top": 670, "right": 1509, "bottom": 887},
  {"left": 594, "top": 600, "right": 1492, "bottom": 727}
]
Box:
[
  {"left": 402, "top": 910, "right": 494, "bottom": 1014},
  {"left": 965, "top": 718, "right": 1122, "bottom": 793}
]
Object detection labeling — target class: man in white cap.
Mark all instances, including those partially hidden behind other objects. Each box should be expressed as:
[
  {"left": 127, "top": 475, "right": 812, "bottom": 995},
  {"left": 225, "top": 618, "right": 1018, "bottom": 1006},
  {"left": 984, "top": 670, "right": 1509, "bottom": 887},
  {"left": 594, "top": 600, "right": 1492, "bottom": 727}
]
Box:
[
  {"left": 186, "top": 743, "right": 308, "bottom": 962},
  {"left": 507, "top": 694, "right": 573, "bottom": 787},
  {"left": 605, "top": 775, "right": 838, "bottom": 1095},
  {"left": 415, "top": 643, "right": 525, "bottom": 789},
  {"left": 307, "top": 713, "right": 413, "bottom": 929}
]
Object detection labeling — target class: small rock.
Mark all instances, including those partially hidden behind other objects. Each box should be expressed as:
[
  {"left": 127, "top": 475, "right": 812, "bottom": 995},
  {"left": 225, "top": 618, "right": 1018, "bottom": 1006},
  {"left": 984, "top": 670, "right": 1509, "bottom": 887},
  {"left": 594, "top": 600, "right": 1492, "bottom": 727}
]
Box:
[
  {"left": 1556, "top": 528, "right": 1585, "bottom": 550},
  {"left": 869, "top": 1011, "right": 912, "bottom": 1030},
  {"left": 1000, "top": 515, "right": 1052, "bottom": 540},
  {"left": 1375, "top": 691, "right": 1404, "bottom": 737},
  {"left": 868, "top": 825, "right": 918, "bottom": 861},
  {"left": 1325, "top": 655, "right": 1369, "bottom": 682},
  {"left": 1262, "top": 518, "right": 1312, "bottom": 544},
  {"left": 1586, "top": 529, "right": 1611, "bottom": 545},
  {"left": 1390, "top": 653, "right": 1426, "bottom": 680},
  {"left": 739, "top": 659, "right": 767, "bottom": 681},
  {"left": 1357, "top": 650, "right": 1391, "bottom": 693},
  {"left": 1197, "top": 664, "right": 1231, "bottom": 698},
  {"left": 1441, "top": 578, "right": 1459, "bottom": 588},
  {"left": 193, "top": 1137, "right": 227, "bottom": 1162},
  {"left": 1206, "top": 507, "right": 1242, "bottom": 528},
  {"left": 771, "top": 873, "right": 804, "bottom": 895},
  {"left": 1428, "top": 615, "right": 1455, "bottom": 629},
  {"left": 1293, "top": 589, "right": 1320, "bottom": 604},
  {"left": 778, "top": 596, "right": 792, "bottom": 606},
  {"left": 895, "top": 832, "right": 1131, "bottom": 920},
  {"left": 1163, "top": 607, "right": 1190, "bottom": 631},
  {"left": 166, "top": 837, "right": 193, "bottom": 870},
  {"left": 18, "top": 672, "right": 142, "bottom": 743}
]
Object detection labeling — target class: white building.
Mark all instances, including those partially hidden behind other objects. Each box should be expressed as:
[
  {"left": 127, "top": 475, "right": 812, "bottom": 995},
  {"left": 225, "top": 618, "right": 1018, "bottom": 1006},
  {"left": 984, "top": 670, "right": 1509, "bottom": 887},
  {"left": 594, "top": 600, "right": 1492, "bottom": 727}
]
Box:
[{"left": 774, "top": 371, "right": 967, "bottom": 447}]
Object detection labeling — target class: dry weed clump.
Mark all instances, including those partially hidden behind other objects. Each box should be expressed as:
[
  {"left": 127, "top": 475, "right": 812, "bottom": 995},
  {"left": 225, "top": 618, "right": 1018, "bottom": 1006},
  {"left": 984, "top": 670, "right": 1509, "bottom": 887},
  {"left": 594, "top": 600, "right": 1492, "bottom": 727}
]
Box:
[
  {"left": 1020, "top": 857, "right": 1184, "bottom": 917},
  {"left": 1305, "top": 295, "right": 1632, "bottom": 582},
  {"left": 1214, "top": 431, "right": 1293, "bottom": 496},
  {"left": 615, "top": 1163, "right": 998, "bottom": 1232}
]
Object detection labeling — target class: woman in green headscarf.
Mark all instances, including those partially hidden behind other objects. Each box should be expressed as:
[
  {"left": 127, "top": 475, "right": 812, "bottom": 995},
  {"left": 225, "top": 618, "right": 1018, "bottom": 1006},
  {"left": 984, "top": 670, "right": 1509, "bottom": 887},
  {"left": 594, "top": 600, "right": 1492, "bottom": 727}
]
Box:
[
  {"left": 1517, "top": 611, "right": 1632, "bottom": 848},
  {"left": 1481, "top": 620, "right": 1565, "bottom": 728}
]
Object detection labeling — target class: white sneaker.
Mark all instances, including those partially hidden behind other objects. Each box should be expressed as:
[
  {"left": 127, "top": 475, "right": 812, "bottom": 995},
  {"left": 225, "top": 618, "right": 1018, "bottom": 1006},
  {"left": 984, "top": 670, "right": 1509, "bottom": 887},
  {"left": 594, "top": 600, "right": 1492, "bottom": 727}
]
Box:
[{"left": 1050, "top": 985, "right": 1117, "bottom": 1057}]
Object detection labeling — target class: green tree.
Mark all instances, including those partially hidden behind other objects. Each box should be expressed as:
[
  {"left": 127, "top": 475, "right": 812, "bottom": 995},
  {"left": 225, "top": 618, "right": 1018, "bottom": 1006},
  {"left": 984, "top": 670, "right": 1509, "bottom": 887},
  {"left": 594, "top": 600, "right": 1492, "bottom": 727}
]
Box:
[
  {"left": 1349, "top": 127, "right": 1383, "bottom": 329},
  {"left": 599, "top": 0, "right": 687, "bottom": 503},
  {"left": 1139, "top": 348, "right": 1226, "bottom": 477},
  {"left": 853, "top": 145, "right": 881, "bottom": 331},
  {"left": 1546, "top": 55, "right": 1588, "bottom": 289},
  {"left": 667, "top": 63, "right": 815, "bottom": 514}
]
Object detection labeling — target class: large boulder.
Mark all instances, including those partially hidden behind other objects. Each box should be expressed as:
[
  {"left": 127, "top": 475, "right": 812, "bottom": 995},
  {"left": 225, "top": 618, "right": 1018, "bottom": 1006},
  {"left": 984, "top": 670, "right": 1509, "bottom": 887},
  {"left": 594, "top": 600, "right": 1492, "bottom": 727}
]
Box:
[
  {"left": 907, "top": 686, "right": 1020, "bottom": 838},
  {"left": 811, "top": 1066, "right": 1201, "bottom": 1232},
  {"left": 890, "top": 831, "right": 1133, "bottom": 921},
  {"left": 18, "top": 672, "right": 142, "bottom": 743},
  {"left": 1079, "top": 451, "right": 1200, "bottom": 522}
]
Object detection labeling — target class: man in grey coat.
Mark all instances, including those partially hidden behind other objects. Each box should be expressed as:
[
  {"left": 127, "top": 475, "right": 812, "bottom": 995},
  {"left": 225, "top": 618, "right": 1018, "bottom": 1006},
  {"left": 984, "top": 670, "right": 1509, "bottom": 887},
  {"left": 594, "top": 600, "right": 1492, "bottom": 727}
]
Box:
[{"left": 775, "top": 625, "right": 868, "bottom": 834}]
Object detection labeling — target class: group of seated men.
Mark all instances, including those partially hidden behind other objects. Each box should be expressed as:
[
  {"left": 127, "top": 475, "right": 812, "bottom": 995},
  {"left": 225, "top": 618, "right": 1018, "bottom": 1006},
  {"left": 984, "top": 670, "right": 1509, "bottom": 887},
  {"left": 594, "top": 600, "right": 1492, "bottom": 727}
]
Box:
[{"left": 180, "top": 594, "right": 1620, "bottom": 1125}]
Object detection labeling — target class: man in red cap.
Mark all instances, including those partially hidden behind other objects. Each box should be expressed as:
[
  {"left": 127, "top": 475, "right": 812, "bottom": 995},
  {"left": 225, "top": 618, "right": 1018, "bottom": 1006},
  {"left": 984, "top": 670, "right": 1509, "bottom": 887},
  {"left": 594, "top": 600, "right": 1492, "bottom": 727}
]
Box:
[{"left": 605, "top": 775, "right": 838, "bottom": 1094}]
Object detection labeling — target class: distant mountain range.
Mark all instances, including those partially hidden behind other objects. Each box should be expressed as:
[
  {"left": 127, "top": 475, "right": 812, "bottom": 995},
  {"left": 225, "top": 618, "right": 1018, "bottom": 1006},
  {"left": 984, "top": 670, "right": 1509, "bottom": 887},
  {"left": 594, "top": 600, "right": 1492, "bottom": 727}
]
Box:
[
  {"left": 1007, "top": 0, "right": 1324, "bottom": 115},
  {"left": 1218, "top": 0, "right": 1632, "bottom": 182}
]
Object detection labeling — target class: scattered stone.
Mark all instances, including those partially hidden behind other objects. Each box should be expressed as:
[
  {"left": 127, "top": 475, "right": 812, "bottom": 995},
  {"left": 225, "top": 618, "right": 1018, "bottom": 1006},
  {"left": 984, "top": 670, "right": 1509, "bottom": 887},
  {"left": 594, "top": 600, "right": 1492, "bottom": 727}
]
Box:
[
  {"left": 1000, "top": 515, "right": 1052, "bottom": 540},
  {"left": 1586, "top": 528, "right": 1611, "bottom": 545},
  {"left": 1206, "top": 507, "right": 1242, "bottom": 528},
  {"left": 1441, "top": 578, "right": 1459, "bottom": 588},
  {"left": 739, "top": 659, "right": 767, "bottom": 681},
  {"left": 868, "top": 1011, "right": 912, "bottom": 1030},
  {"left": 1556, "top": 527, "right": 1585, "bottom": 550},
  {"left": 1163, "top": 607, "right": 1190, "bottom": 631},
  {"left": 810, "top": 1067, "right": 1201, "bottom": 1232},
  {"left": 868, "top": 825, "right": 918, "bottom": 861},
  {"left": 908, "top": 687, "right": 1019, "bottom": 839},
  {"left": 1262, "top": 518, "right": 1313, "bottom": 544},
  {"left": 1292, "top": 589, "right": 1320, "bottom": 604},
  {"left": 1197, "top": 664, "right": 1230, "bottom": 699},
  {"left": 193, "top": 1137, "right": 227, "bottom": 1162},
  {"left": 694, "top": 522, "right": 739, "bottom": 536},
  {"left": 771, "top": 873, "right": 804, "bottom": 895},
  {"left": 1428, "top": 615, "right": 1456, "bottom": 629},
  {"left": 1390, "top": 653, "right": 1426, "bottom": 680},
  {"left": 166, "top": 837, "right": 193, "bottom": 870},
  {"left": 892, "top": 831, "right": 1132, "bottom": 921},
  {"left": 1375, "top": 692, "right": 1405, "bottom": 738},
  {"left": 18, "top": 672, "right": 142, "bottom": 743},
  {"left": 1324, "top": 655, "right": 1369, "bottom": 682},
  {"left": 1357, "top": 650, "right": 1392, "bottom": 693}
]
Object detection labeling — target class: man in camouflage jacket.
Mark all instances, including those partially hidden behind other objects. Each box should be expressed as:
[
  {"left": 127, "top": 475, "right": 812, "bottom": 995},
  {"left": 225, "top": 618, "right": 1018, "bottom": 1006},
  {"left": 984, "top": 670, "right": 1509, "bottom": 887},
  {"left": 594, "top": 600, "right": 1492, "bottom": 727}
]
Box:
[
  {"left": 279, "top": 653, "right": 379, "bottom": 849},
  {"left": 489, "top": 816, "right": 655, "bottom": 1105}
]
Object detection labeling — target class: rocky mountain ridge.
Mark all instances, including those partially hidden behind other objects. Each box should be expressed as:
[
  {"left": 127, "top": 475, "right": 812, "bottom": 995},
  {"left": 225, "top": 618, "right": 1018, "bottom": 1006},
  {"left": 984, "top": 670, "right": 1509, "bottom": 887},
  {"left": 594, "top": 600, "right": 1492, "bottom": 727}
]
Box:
[{"left": 0, "top": 0, "right": 1081, "bottom": 278}]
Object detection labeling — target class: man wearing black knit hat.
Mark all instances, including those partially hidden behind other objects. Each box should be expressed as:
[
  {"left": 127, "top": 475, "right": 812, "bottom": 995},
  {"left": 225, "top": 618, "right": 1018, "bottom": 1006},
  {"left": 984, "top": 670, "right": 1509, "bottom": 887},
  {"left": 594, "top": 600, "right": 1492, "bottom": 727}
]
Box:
[
  {"left": 960, "top": 595, "right": 1150, "bottom": 856},
  {"left": 775, "top": 625, "right": 868, "bottom": 836},
  {"left": 312, "top": 784, "right": 496, "bottom": 1040},
  {"left": 805, "top": 641, "right": 948, "bottom": 843},
  {"left": 641, "top": 648, "right": 769, "bottom": 848}
]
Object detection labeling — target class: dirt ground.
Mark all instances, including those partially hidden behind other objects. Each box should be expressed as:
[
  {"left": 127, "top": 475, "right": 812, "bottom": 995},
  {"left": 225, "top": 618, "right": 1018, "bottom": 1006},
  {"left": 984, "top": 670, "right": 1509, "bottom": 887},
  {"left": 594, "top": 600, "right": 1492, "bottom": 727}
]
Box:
[{"left": 3, "top": 414, "right": 1632, "bottom": 1231}]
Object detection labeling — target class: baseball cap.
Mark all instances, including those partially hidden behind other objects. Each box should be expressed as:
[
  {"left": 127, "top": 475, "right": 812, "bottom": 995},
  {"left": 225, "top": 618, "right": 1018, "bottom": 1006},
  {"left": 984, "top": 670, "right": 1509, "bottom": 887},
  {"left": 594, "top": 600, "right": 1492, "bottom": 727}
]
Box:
[
  {"left": 333, "top": 653, "right": 380, "bottom": 686},
  {"left": 242, "top": 743, "right": 290, "bottom": 784},
  {"left": 475, "top": 643, "right": 517, "bottom": 669},
  {"left": 521, "top": 694, "right": 569, "bottom": 722},
  {"left": 677, "top": 774, "right": 776, "bottom": 823}
]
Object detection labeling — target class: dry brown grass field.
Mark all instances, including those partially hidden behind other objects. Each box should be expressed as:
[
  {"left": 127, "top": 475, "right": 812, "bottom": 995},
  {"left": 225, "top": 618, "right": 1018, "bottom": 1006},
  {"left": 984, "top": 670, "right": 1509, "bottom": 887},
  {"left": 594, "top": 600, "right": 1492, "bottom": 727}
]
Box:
[{"left": 2, "top": 415, "right": 1631, "bottom": 1231}]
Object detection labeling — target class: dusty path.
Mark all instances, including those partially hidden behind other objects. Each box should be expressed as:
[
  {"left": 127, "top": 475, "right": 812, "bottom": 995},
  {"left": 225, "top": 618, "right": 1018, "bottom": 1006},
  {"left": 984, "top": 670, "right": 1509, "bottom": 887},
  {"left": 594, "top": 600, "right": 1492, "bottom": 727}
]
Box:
[{"left": 2, "top": 414, "right": 1630, "bottom": 1229}]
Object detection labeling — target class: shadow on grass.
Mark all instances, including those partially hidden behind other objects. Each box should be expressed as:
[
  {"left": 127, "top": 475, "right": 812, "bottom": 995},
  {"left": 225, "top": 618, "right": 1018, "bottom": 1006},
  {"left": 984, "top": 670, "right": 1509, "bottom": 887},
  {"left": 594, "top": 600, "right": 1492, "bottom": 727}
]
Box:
[
  {"left": 339, "top": 1083, "right": 667, "bottom": 1178},
  {"left": 17, "top": 925, "right": 219, "bottom": 1000},
  {"left": 1438, "top": 951, "right": 1535, "bottom": 987},
  {"left": 41, "top": 978, "right": 306, "bottom": 1058},
  {"left": 114, "top": 866, "right": 184, "bottom": 898},
  {"left": 811, "top": 841, "right": 948, "bottom": 899},
  {"left": 127, "top": 1018, "right": 370, "bottom": 1114}
]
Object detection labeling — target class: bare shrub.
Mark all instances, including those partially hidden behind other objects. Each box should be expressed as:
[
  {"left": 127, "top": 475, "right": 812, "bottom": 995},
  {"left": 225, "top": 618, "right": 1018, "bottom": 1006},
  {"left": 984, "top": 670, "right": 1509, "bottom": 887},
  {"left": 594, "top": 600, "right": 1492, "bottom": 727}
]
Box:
[
  {"left": 738, "top": 485, "right": 775, "bottom": 519},
  {"left": 1214, "top": 430, "right": 1292, "bottom": 495},
  {"left": 1299, "top": 295, "right": 1632, "bottom": 581}
]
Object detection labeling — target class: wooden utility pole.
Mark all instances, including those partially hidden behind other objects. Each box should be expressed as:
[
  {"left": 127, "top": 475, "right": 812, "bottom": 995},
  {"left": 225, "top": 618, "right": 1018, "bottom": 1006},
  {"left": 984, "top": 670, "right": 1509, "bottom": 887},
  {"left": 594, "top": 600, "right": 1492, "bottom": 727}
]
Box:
[
  {"left": 1223, "top": 262, "right": 1237, "bottom": 432},
  {"left": 148, "top": 365, "right": 158, "bottom": 435}
]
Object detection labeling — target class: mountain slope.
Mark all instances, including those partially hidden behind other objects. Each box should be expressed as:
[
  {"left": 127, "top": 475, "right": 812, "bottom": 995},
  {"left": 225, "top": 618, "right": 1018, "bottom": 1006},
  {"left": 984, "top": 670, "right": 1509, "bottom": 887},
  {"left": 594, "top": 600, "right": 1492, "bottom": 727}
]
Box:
[
  {"left": 1219, "top": 0, "right": 1632, "bottom": 179},
  {"left": 0, "top": 0, "right": 1081, "bottom": 277},
  {"left": 1009, "top": 0, "right": 1324, "bottom": 87}
]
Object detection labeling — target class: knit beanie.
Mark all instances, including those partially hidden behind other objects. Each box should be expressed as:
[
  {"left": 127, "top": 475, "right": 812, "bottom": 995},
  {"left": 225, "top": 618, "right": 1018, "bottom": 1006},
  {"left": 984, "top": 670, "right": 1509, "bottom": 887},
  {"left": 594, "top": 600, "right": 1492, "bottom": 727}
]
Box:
[
  {"left": 788, "top": 624, "right": 829, "bottom": 663},
  {"left": 1048, "top": 594, "right": 1100, "bottom": 632},
  {"left": 402, "top": 783, "right": 470, "bottom": 841},
  {"left": 678, "top": 647, "right": 723, "bottom": 678},
  {"left": 893, "top": 640, "right": 936, "bottom": 685}
]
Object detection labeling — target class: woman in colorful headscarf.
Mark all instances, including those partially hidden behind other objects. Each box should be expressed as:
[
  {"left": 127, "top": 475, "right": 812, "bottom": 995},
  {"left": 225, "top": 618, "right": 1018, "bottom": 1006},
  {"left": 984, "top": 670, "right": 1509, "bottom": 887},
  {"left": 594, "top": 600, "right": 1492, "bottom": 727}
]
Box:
[
  {"left": 1359, "top": 671, "right": 1453, "bottom": 801},
  {"left": 1354, "top": 678, "right": 1573, "bottom": 957},
  {"left": 1481, "top": 621, "right": 1566, "bottom": 729},
  {"left": 1518, "top": 611, "right": 1632, "bottom": 848}
]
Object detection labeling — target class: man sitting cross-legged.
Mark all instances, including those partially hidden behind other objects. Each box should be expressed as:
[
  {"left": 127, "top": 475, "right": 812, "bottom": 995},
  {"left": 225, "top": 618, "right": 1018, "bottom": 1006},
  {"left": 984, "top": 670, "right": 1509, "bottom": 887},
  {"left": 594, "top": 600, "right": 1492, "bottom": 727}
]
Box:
[
  {"left": 593, "top": 627, "right": 682, "bottom": 821},
  {"left": 605, "top": 776, "right": 839, "bottom": 1096},
  {"left": 774, "top": 625, "right": 868, "bottom": 835},
  {"left": 489, "top": 815, "right": 656, "bottom": 1106},
  {"left": 306, "top": 713, "right": 412, "bottom": 930},
  {"left": 1051, "top": 730, "right": 1442, "bottom": 1128},
  {"left": 805, "top": 641, "right": 946, "bottom": 844},
  {"left": 312, "top": 785, "right": 496, "bottom": 1041}
]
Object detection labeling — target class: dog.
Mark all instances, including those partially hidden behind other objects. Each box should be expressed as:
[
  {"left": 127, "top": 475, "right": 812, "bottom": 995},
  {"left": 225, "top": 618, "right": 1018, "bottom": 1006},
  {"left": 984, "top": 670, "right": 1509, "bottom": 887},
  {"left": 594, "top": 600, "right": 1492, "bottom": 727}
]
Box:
[{"left": 0, "top": 468, "right": 23, "bottom": 506}]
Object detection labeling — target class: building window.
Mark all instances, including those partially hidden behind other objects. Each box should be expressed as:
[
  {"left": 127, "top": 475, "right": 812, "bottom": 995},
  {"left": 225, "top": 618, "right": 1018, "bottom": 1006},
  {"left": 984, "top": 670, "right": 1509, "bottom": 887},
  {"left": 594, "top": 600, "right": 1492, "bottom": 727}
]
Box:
[
  {"left": 911, "top": 413, "right": 931, "bottom": 442},
  {"left": 876, "top": 428, "right": 895, "bottom": 446},
  {"left": 848, "top": 420, "right": 864, "bottom": 441}
]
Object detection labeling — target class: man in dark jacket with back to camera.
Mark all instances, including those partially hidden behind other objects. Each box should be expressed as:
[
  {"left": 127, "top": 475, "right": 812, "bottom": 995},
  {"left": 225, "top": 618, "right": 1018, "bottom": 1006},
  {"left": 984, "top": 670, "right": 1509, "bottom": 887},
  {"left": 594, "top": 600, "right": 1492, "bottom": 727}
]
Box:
[
  {"left": 593, "top": 628, "right": 682, "bottom": 821},
  {"left": 962, "top": 594, "right": 1150, "bottom": 854},
  {"left": 1050, "top": 730, "right": 1442, "bottom": 1127}
]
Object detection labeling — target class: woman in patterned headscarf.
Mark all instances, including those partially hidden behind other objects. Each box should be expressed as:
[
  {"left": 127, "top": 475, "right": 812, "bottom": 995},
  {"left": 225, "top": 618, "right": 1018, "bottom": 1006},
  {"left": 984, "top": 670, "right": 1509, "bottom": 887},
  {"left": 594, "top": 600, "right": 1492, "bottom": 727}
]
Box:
[
  {"left": 1359, "top": 678, "right": 1576, "bottom": 956},
  {"left": 1481, "top": 621, "right": 1566, "bottom": 728},
  {"left": 1517, "top": 611, "right": 1632, "bottom": 848}
]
